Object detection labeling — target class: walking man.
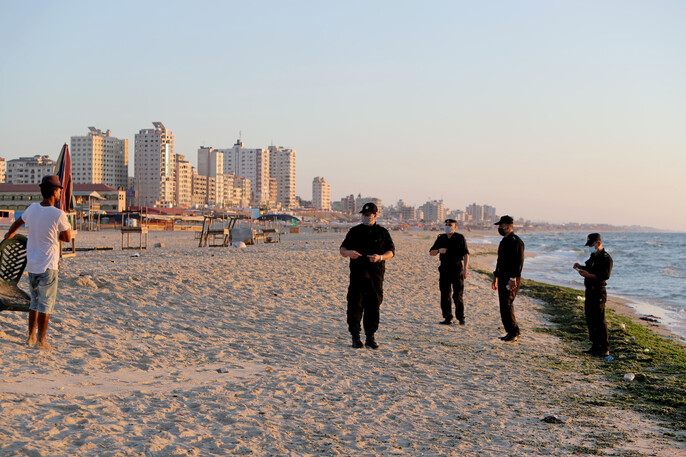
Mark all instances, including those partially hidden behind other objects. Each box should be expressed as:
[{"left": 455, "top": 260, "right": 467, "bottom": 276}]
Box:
[
  {"left": 340, "top": 202, "right": 395, "bottom": 349},
  {"left": 491, "top": 215, "right": 525, "bottom": 342},
  {"left": 4, "top": 175, "right": 73, "bottom": 350},
  {"left": 574, "top": 233, "right": 613, "bottom": 356},
  {"left": 430, "top": 219, "right": 470, "bottom": 325}
]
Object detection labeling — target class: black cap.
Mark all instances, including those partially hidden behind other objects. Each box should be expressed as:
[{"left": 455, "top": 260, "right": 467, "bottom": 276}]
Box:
[
  {"left": 494, "top": 215, "right": 514, "bottom": 225},
  {"left": 359, "top": 202, "right": 378, "bottom": 214},
  {"left": 40, "top": 175, "right": 63, "bottom": 189},
  {"left": 585, "top": 233, "right": 601, "bottom": 246},
  {"left": 444, "top": 219, "right": 457, "bottom": 224}
]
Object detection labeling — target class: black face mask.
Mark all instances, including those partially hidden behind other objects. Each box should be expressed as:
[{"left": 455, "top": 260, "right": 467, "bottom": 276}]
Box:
[{"left": 498, "top": 227, "right": 507, "bottom": 236}]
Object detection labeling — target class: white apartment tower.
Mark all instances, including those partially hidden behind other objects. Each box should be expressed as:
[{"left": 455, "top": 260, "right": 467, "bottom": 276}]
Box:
[
  {"left": 312, "top": 176, "right": 331, "bottom": 211},
  {"left": 71, "top": 127, "right": 128, "bottom": 188},
  {"left": 220, "top": 140, "right": 270, "bottom": 206},
  {"left": 175, "top": 155, "right": 194, "bottom": 208},
  {"left": 268, "top": 146, "right": 296, "bottom": 209},
  {"left": 5, "top": 155, "right": 56, "bottom": 184},
  {"left": 134, "top": 122, "right": 175, "bottom": 207}
]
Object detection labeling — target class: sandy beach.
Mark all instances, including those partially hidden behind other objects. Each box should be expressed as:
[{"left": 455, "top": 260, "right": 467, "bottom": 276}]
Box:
[{"left": 1, "top": 229, "right": 684, "bottom": 456}]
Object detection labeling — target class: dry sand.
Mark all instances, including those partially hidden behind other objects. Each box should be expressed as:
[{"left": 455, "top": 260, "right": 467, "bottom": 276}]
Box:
[{"left": 1, "top": 229, "right": 684, "bottom": 456}]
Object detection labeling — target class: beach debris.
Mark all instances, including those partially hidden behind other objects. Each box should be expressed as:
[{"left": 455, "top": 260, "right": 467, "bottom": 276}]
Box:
[
  {"left": 131, "top": 253, "right": 140, "bottom": 257},
  {"left": 542, "top": 414, "right": 571, "bottom": 424},
  {"left": 605, "top": 355, "right": 614, "bottom": 361},
  {"left": 232, "top": 241, "right": 247, "bottom": 249},
  {"left": 630, "top": 336, "right": 636, "bottom": 341},
  {"left": 265, "top": 366, "right": 275, "bottom": 373},
  {"left": 217, "top": 367, "right": 231, "bottom": 373},
  {"left": 153, "top": 242, "right": 165, "bottom": 248},
  {"left": 76, "top": 276, "right": 98, "bottom": 289},
  {"left": 623, "top": 373, "right": 635, "bottom": 382},
  {"left": 640, "top": 315, "right": 660, "bottom": 323},
  {"left": 643, "top": 348, "right": 650, "bottom": 353},
  {"left": 619, "top": 323, "right": 626, "bottom": 330},
  {"left": 576, "top": 296, "right": 584, "bottom": 301}
]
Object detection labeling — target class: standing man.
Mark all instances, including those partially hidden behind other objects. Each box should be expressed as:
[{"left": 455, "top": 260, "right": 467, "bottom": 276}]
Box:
[
  {"left": 491, "top": 215, "right": 525, "bottom": 342},
  {"left": 430, "top": 219, "right": 470, "bottom": 325},
  {"left": 340, "top": 202, "right": 395, "bottom": 349},
  {"left": 4, "top": 175, "right": 73, "bottom": 350},
  {"left": 574, "top": 233, "right": 613, "bottom": 357}
]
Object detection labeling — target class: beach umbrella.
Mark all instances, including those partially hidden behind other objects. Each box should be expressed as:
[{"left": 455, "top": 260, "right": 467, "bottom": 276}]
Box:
[{"left": 54, "top": 143, "right": 74, "bottom": 213}]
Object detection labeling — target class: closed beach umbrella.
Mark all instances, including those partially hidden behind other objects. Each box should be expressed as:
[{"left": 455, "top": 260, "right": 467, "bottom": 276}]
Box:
[{"left": 54, "top": 143, "right": 74, "bottom": 212}]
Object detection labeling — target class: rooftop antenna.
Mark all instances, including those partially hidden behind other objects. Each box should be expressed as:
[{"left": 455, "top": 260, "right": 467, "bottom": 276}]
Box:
[{"left": 239, "top": 130, "right": 242, "bottom": 141}]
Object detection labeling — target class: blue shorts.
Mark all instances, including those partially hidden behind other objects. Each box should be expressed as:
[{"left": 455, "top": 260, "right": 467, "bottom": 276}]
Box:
[{"left": 28, "top": 269, "right": 59, "bottom": 314}]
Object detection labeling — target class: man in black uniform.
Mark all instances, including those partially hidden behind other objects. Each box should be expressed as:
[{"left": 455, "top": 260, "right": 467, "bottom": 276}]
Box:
[
  {"left": 491, "top": 215, "right": 525, "bottom": 342},
  {"left": 430, "top": 219, "right": 470, "bottom": 325},
  {"left": 573, "top": 233, "right": 613, "bottom": 357},
  {"left": 340, "top": 202, "right": 395, "bottom": 349}
]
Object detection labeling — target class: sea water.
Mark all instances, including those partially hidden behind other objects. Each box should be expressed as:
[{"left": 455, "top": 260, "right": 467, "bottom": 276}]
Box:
[{"left": 474, "top": 231, "right": 686, "bottom": 341}]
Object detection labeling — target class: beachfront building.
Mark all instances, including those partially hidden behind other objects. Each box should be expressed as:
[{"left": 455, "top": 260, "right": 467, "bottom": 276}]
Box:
[
  {"left": 466, "top": 203, "right": 484, "bottom": 222},
  {"left": 70, "top": 127, "right": 128, "bottom": 188},
  {"left": 397, "top": 200, "right": 418, "bottom": 221},
  {"left": 269, "top": 146, "right": 296, "bottom": 209},
  {"left": 175, "top": 156, "right": 195, "bottom": 208},
  {"left": 420, "top": 200, "right": 445, "bottom": 223},
  {"left": 341, "top": 194, "right": 356, "bottom": 214},
  {"left": 220, "top": 140, "right": 270, "bottom": 207},
  {"left": 5, "top": 155, "right": 55, "bottom": 184},
  {"left": 483, "top": 204, "right": 497, "bottom": 223},
  {"left": 312, "top": 177, "right": 331, "bottom": 211},
  {"left": 355, "top": 195, "right": 382, "bottom": 217},
  {"left": 0, "top": 183, "right": 125, "bottom": 212},
  {"left": 0, "top": 158, "right": 5, "bottom": 183},
  {"left": 134, "top": 122, "right": 175, "bottom": 208}
]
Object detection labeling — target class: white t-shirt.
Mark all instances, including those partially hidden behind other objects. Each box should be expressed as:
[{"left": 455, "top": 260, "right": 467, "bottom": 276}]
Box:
[{"left": 21, "top": 203, "right": 71, "bottom": 274}]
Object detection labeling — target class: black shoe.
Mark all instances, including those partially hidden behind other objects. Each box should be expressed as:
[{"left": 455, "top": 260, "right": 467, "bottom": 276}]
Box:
[
  {"left": 503, "top": 333, "right": 520, "bottom": 342},
  {"left": 499, "top": 334, "right": 509, "bottom": 340},
  {"left": 440, "top": 319, "right": 453, "bottom": 325},
  {"left": 351, "top": 336, "right": 363, "bottom": 349},
  {"left": 458, "top": 319, "right": 465, "bottom": 326},
  {"left": 591, "top": 349, "right": 609, "bottom": 357},
  {"left": 365, "top": 337, "right": 379, "bottom": 350},
  {"left": 583, "top": 346, "right": 597, "bottom": 354}
]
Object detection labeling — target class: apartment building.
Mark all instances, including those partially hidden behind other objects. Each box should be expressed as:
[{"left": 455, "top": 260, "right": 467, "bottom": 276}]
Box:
[
  {"left": 312, "top": 176, "right": 331, "bottom": 211},
  {"left": 5, "top": 155, "right": 55, "bottom": 184},
  {"left": 269, "top": 146, "right": 296, "bottom": 208},
  {"left": 71, "top": 127, "right": 128, "bottom": 188},
  {"left": 134, "top": 122, "right": 175, "bottom": 207}
]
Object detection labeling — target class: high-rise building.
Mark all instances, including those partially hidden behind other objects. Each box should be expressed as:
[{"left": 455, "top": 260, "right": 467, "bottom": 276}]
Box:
[
  {"left": 269, "top": 146, "right": 296, "bottom": 209},
  {"left": 342, "top": 194, "right": 356, "bottom": 214},
  {"left": 175, "top": 156, "right": 194, "bottom": 208},
  {"left": 134, "top": 122, "right": 175, "bottom": 207},
  {"left": 71, "top": 127, "right": 128, "bottom": 188},
  {"left": 466, "top": 203, "right": 483, "bottom": 222},
  {"left": 355, "top": 195, "right": 382, "bottom": 217},
  {"left": 5, "top": 155, "right": 55, "bottom": 184},
  {"left": 420, "top": 200, "right": 445, "bottom": 223},
  {"left": 312, "top": 177, "right": 331, "bottom": 210},
  {"left": 483, "top": 204, "right": 497, "bottom": 223},
  {"left": 220, "top": 140, "right": 270, "bottom": 206}
]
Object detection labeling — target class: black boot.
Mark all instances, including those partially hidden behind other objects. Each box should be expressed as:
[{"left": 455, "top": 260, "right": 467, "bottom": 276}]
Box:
[
  {"left": 365, "top": 334, "right": 379, "bottom": 350},
  {"left": 351, "top": 334, "right": 363, "bottom": 349}
]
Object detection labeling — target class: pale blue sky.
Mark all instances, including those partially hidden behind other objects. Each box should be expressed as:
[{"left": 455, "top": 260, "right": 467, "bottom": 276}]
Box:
[{"left": 1, "top": 1, "right": 684, "bottom": 230}]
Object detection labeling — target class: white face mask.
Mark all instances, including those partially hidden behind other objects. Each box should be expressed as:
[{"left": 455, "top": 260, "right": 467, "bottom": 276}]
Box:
[
  {"left": 444, "top": 226, "right": 455, "bottom": 234},
  {"left": 586, "top": 246, "right": 597, "bottom": 254},
  {"left": 361, "top": 215, "right": 374, "bottom": 225}
]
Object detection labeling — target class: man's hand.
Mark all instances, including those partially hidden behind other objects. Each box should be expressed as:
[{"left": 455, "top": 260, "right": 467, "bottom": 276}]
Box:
[
  {"left": 368, "top": 254, "right": 382, "bottom": 263},
  {"left": 347, "top": 250, "right": 362, "bottom": 259},
  {"left": 461, "top": 269, "right": 468, "bottom": 280},
  {"left": 491, "top": 278, "right": 498, "bottom": 291},
  {"left": 578, "top": 270, "right": 591, "bottom": 278},
  {"left": 429, "top": 249, "right": 439, "bottom": 257},
  {"left": 508, "top": 279, "right": 516, "bottom": 290},
  {"left": 4, "top": 232, "right": 15, "bottom": 240},
  {"left": 438, "top": 248, "right": 447, "bottom": 254}
]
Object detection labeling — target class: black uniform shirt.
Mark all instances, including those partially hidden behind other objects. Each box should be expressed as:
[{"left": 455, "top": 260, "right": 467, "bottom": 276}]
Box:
[
  {"left": 494, "top": 233, "right": 525, "bottom": 279},
  {"left": 340, "top": 223, "right": 396, "bottom": 278},
  {"left": 582, "top": 249, "right": 613, "bottom": 289},
  {"left": 430, "top": 233, "right": 469, "bottom": 268}
]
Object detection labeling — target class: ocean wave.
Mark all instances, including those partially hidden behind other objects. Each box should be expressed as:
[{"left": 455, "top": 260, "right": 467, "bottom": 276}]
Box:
[{"left": 661, "top": 265, "right": 685, "bottom": 279}]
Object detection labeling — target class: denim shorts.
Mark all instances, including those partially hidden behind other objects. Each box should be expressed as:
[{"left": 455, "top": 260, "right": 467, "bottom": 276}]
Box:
[{"left": 28, "top": 269, "right": 59, "bottom": 314}]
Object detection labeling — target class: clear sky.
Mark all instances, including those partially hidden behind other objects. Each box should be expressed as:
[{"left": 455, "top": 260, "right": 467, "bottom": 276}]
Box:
[{"left": 1, "top": 1, "right": 684, "bottom": 230}]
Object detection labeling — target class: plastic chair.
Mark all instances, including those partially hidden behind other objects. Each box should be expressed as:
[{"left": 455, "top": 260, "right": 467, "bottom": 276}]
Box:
[{"left": 0, "top": 234, "right": 30, "bottom": 312}]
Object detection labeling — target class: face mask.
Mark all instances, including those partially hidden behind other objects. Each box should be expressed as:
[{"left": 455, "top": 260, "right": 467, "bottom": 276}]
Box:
[
  {"left": 586, "top": 246, "right": 597, "bottom": 254},
  {"left": 444, "top": 226, "right": 455, "bottom": 234},
  {"left": 498, "top": 227, "right": 507, "bottom": 236},
  {"left": 361, "top": 215, "right": 373, "bottom": 225}
]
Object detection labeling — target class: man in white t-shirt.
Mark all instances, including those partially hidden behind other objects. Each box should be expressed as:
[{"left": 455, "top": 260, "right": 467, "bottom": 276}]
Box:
[{"left": 4, "top": 175, "right": 72, "bottom": 350}]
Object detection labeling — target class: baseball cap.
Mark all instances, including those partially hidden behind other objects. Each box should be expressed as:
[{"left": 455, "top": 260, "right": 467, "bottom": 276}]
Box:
[
  {"left": 585, "top": 233, "right": 601, "bottom": 246},
  {"left": 494, "top": 215, "right": 514, "bottom": 225},
  {"left": 359, "top": 202, "right": 378, "bottom": 214}
]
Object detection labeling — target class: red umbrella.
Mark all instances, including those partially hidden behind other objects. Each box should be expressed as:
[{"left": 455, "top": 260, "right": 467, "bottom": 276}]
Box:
[{"left": 54, "top": 143, "right": 74, "bottom": 212}]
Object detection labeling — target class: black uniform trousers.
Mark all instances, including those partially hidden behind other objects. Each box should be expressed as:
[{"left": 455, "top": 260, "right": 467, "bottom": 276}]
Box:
[
  {"left": 585, "top": 286, "right": 609, "bottom": 352},
  {"left": 439, "top": 265, "right": 464, "bottom": 321},
  {"left": 347, "top": 274, "right": 383, "bottom": 337},
  {"left": 497, "top": 276, "right": 520, "bottom": 335}
]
